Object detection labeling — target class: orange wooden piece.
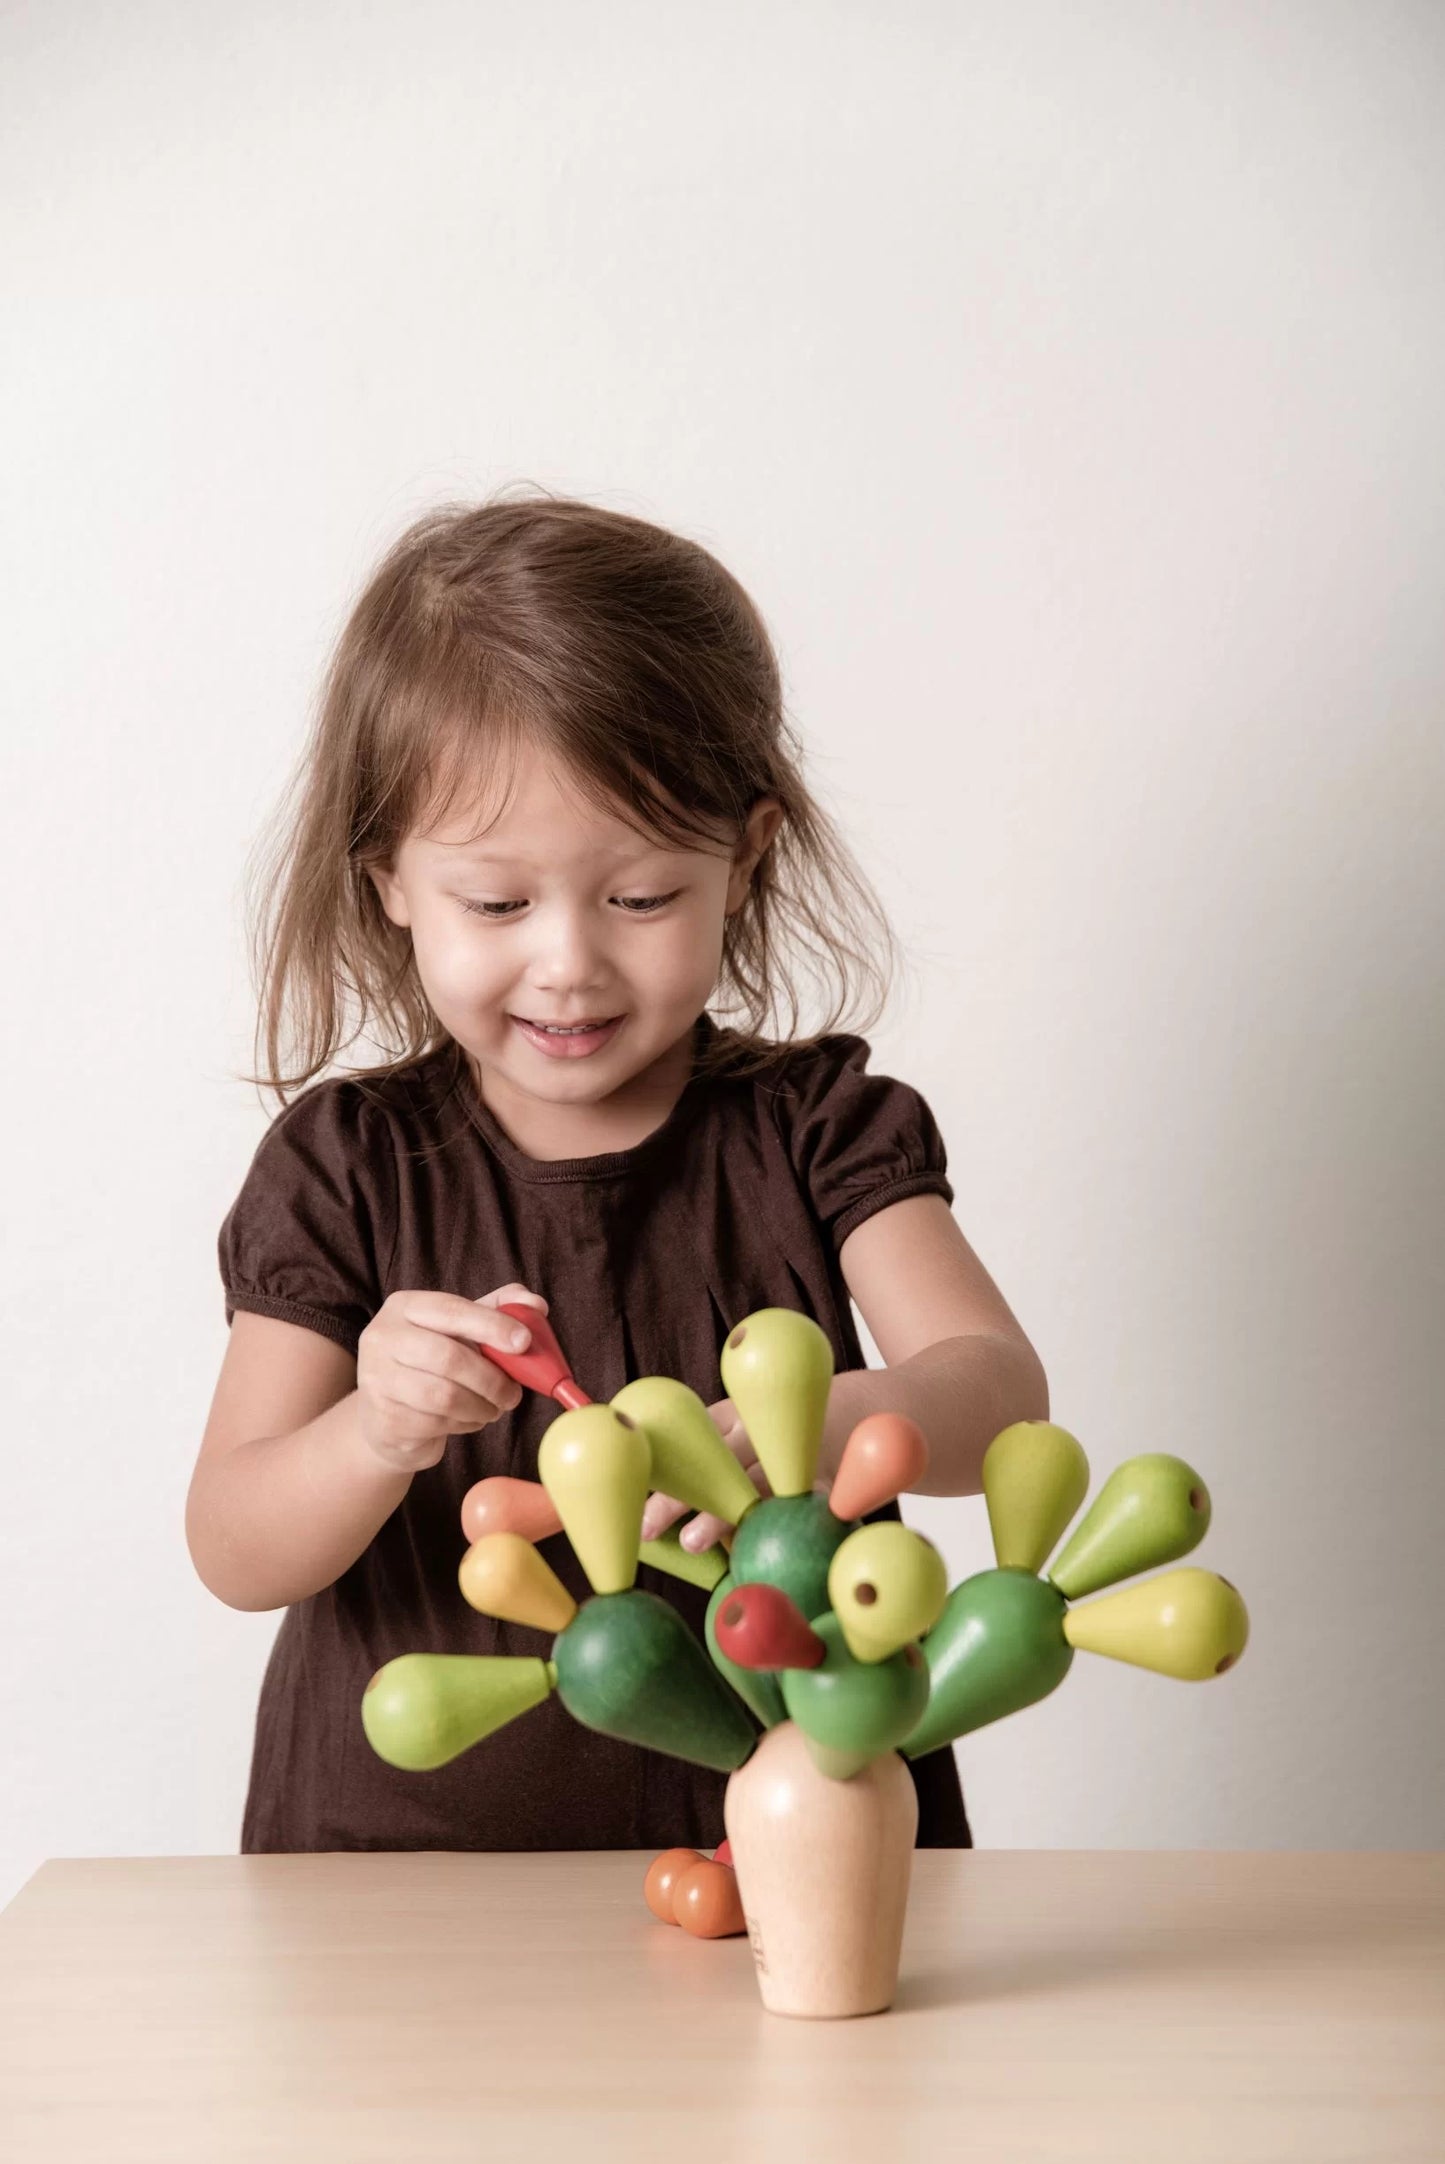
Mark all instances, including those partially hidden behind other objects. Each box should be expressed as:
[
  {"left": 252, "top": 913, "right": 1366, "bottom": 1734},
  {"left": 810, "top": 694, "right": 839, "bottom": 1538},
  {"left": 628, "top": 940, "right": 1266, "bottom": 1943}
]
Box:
[
  {"left": 829, "top": 1413, "right": 930, "bottom": 1522},
  {"left": 673, "top": 1858, "right": 747, "bottom": 1939},
  {"left": 460, "top": 1477, "right": 564, "bottom": 1547},
  {"left": 643, "top": 1848, "right": 702, "bottom": 1926}
]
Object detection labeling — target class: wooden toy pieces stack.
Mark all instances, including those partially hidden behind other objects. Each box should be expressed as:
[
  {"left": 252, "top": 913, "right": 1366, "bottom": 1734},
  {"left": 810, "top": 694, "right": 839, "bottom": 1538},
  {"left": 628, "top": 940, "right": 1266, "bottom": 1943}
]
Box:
[
  {"left": 899, "top": 1423, "right": 1250, "bottom": 1757},
  {"left": 359, "top": 1303, "right": 1250, "bottom": 2020}
]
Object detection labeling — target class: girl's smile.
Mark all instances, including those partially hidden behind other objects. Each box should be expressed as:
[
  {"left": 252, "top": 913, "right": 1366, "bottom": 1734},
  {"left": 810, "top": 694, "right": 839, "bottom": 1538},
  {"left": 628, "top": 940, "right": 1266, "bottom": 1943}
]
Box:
[{"left": 510, "top": 1014, "right": 626, "bottom": 1058}]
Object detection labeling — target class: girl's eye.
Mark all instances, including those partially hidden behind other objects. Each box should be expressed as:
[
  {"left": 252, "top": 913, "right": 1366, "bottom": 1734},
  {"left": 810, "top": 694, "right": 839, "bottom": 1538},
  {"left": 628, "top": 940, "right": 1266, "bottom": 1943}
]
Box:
[
  {"left": 612, "top": 891, "right": 682, "bottom": 914},
  {"left": 457, "top": 890, "right": 682, "bottom": 921}
]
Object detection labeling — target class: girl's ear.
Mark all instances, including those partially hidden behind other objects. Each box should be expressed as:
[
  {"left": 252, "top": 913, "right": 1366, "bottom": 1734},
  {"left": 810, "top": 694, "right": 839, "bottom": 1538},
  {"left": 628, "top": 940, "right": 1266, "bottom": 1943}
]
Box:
[
  {"left": 725, "top": 797, "right": 783, "bottom": 914},
  {"left": 367, "top": 863, "right": 412, "bottom": 929}
]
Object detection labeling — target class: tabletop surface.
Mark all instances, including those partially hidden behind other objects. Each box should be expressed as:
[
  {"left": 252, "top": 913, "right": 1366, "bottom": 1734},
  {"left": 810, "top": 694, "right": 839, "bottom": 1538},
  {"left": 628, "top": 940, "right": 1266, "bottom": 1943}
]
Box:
[{"left": 1, "top": 1849, "right": 1441, "bottom": 2162}]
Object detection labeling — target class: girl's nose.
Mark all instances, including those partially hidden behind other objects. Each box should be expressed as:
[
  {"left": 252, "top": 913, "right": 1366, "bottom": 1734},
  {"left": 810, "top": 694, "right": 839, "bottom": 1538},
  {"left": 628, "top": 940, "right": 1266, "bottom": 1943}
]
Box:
[{"left": 526, "top": 907, "right": 610, "bottom": 995}]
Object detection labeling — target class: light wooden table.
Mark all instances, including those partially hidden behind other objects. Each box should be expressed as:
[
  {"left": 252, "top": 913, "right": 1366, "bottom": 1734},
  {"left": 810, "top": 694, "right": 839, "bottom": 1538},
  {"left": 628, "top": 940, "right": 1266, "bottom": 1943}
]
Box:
[{"left": 0, "top": 1851, "right": 1440, "bottom": 2161}]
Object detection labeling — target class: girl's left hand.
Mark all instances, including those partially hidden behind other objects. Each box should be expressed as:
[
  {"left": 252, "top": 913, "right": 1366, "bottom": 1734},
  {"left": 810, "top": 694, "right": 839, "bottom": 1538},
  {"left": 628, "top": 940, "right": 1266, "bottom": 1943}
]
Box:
[{"left": 639, "top": 1397, "right": 771, "bottom": 1553}]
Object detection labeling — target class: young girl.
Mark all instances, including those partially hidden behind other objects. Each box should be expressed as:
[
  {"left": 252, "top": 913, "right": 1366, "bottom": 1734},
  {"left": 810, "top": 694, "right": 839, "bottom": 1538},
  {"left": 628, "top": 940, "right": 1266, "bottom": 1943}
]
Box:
[{"left": 188, "top": 492, "right": 1050, "bottom": 1856}]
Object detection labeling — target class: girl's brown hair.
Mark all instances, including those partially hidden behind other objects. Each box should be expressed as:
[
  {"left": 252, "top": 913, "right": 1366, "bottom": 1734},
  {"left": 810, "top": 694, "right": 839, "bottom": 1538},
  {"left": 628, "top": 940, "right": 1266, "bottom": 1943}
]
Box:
[{"left": 241, "top": 488, "right": 898, "bottom": 1105}]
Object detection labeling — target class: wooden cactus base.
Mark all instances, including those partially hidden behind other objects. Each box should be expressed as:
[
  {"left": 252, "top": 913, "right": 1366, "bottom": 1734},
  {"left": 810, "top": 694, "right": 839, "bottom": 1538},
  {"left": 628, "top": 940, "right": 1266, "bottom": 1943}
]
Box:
[{"left": 723, "top": 1719, "right": 918, "bottom": 2018}]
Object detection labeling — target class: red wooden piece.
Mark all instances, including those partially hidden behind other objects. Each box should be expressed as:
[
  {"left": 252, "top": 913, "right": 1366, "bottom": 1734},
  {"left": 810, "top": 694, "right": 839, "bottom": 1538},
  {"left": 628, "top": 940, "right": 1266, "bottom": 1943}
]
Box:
[
  {"left": 488, "top": 1301, "right": 592, "bottom": 1410},
  {"left": 713, "top": 1582, "right": 826, "bottom": 1673}
]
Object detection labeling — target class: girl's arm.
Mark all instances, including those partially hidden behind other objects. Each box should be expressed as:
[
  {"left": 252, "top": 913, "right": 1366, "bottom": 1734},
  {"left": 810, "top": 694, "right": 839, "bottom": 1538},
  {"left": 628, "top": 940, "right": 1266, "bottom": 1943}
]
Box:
[
  {"left": 827, "top": 1193, "right": 1050, "bottom": 1497},
  {"left": 187, "top": 1288, "right": 540, "bottom": 1610},
  {"left": 186, "top": 1317, "right": 410, "bottom": 1611}
]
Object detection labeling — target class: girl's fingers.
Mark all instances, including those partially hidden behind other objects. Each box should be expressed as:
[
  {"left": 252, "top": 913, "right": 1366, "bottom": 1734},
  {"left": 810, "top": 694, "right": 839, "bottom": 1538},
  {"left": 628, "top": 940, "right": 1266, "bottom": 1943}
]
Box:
[
  {"left": 680, "top": 1510, "right": 732, "bottom": 1554},
  {"left": 640, "top": 1492, "right": 690, "bottom": 1542},
  {"left": 675, "top": 1463, "right": 772, "bottom": 1554},
  {"left": 387, "top": 1321, "right": 525, "bottom": 1411},
  {"left": 476, "top": 1284, "right": 550, "bottom": 1316},
  {"left": 394, "top": 1290, "right": 537, "bottom": 1356},
  {"left": 381, "top": 1377, "right": 512, "bottom": 1432},
  {"left": 382, "top": 1363, "right": 519, "bottom": 1430}
]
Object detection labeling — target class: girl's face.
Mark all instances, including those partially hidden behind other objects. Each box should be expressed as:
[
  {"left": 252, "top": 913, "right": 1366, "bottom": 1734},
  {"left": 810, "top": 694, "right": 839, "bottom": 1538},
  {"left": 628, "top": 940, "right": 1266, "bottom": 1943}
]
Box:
[{"left": 370, "top": 741, "right": 780, "bottom": 1113}]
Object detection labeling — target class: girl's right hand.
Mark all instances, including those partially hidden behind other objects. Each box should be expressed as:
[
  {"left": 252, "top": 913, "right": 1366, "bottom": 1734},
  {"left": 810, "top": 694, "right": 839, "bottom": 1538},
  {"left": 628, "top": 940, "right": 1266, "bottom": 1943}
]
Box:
[{"left": 355, "top": 1284, "right": 549, "bottom": 1474}]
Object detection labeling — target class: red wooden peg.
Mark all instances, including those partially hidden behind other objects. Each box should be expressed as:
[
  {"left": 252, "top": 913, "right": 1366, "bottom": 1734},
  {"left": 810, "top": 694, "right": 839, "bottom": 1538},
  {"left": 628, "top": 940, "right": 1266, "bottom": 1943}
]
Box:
[
  {"left": 489, "top": 1301, "right": 592, "bottom": 1410},
  {"left": 713, "top": 1582, "right": 826, "bottom": 1673}
]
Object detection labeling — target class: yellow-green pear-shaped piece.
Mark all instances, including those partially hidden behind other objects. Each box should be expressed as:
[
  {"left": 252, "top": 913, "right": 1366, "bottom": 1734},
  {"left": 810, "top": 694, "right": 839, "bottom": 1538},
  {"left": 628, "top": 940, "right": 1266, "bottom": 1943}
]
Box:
[
  {"left": 361, "top": 1653, "right": 553, "bottom": 1770},
  {"left": 982, "top": 1421, "right": 1090, "bottom": 1575},
  {"left": 1063, "top": 1568, "right": 1248, "bottom": 1679},
  {"left": 458, "top": 1532, "right": 578, "bottom": 1632},
  {"left": 611, "top": 1375, "right": 760, "bottom": 1528},
  {"left": 538, "top": 1404, "right": 651, "bottom": 1595},
  {"left": 718, "top": 1308, "right": 833, "bottom": 1498},
  {"left": 828, "top": 1522, "right": 949, "bottom": 1663},
  {"left": 1049, "top": 1454, "right": 1212, "bottom": 1598}
]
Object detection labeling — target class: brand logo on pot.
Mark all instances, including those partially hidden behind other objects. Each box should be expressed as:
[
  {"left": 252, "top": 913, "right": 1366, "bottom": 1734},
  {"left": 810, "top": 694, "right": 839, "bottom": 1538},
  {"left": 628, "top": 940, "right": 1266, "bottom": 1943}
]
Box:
[{"left": 747, "top": 1916, "right": 767, "bottom": 1974}]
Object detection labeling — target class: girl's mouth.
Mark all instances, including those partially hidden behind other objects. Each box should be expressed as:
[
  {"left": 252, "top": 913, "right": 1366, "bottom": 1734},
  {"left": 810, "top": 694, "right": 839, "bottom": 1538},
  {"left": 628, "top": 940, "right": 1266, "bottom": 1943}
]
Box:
[{"left": 511, "top": 1015, "right": 625, "bottom": 1059}]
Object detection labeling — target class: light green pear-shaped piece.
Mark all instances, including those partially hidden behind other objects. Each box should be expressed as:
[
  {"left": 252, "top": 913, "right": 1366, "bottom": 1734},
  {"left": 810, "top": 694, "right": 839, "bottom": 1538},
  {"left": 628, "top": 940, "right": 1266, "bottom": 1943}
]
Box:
[
  {"left": 719, "top": 1308, "right": 833, "bottom": 1498},
  {"left": 982, "top": 1421, "right": 1090, "bottom": 1575},
  {"left": 538, "top": 1403, "right": 651, "bottom": 1595},
  {"left": 361, "top": 1653, "right": 553, "bottom": 1771},
  {"left": 828, "top": 1522, "right": 949, "bottom": 1663},
  {"left": 611, "top": 1375, "right": 761, "bottom": 1528},
  {"left": 1063, "top": 1567, "right": 1248, "bottom": 1679},
  {"left": 638, "top": 1522, "right": 730, "bottom": 1593},
  {"left": 1049, "top": 1454, "right": 1211, "bottom": 1599}
]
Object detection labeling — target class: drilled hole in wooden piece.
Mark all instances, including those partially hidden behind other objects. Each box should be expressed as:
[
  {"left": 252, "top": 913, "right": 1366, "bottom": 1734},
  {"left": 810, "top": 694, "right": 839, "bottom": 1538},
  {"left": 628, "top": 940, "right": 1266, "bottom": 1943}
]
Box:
[
  {"left": 1215, "top": 1654, "right": 1235, "bottom": 1674},
  {"left": 1217, "top": 1575, "right": 1237, "bottom": 1593},
  {"left": 854, "top": 1583, "right": 878, "bottom": 1606},
  {"left": 904, "top": 1645, "right": 923, "bottom": 1670},
  {"left": 728, "top": 1326, "right": 747, "bottom": 1349},
  {"left": 722, "top": 1601, "right": 744, "bottom": 1629},
  {"left": 1189, "top": 1488, "right": 1206, "bottom": 1512},
  {"left": 614, "top": 1412, "right": 636, "bottom": 1430}
]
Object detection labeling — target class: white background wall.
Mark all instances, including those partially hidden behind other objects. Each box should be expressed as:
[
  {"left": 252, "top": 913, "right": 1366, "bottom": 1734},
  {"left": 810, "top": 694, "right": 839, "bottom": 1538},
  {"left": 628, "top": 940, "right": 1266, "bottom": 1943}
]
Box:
[{"left": 3, "top": 1, "right": 1441, "bottom": 1907}]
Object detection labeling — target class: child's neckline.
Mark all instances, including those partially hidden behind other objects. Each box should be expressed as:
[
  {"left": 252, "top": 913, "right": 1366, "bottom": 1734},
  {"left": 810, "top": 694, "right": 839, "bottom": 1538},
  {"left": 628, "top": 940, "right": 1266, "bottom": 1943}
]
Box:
[{"left": 447, "top": 1014, "right": 718, "bottom": 1182}]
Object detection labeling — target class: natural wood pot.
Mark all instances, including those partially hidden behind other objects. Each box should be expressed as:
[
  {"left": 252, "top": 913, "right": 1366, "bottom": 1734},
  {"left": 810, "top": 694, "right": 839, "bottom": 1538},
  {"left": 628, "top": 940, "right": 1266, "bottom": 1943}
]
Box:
[{"left": 722, "top": 1719, "right": 918, "bottom": 2018}]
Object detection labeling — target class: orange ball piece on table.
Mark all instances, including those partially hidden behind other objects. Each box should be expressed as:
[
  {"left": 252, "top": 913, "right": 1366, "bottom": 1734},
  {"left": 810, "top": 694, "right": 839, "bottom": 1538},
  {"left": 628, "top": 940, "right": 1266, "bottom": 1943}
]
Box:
[
  {"left": 674, "top": 1858, "right": 747, "bottom": 1939},
  {"left": 643, "top": 1847, "right": 703, "bottom": 1926},
  {"left": 829, "top": 1413, "right": 929, "bottom": 1522}
]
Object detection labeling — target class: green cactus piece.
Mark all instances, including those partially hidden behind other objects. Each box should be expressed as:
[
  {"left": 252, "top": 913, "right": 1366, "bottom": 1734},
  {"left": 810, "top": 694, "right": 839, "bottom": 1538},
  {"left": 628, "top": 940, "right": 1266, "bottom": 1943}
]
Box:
[
  {"left": 903, "top": 1568, "right": 1072, "bottom": 1758},
  {"left": 780, "top": 1613, "right": 929, "bottom": 1778},
  {"left": 553, "top": 1589, "right": 757, "bottom": 1772},
  {"left": 727, "top": 1491, "right": 855, "bottom": 1622}
]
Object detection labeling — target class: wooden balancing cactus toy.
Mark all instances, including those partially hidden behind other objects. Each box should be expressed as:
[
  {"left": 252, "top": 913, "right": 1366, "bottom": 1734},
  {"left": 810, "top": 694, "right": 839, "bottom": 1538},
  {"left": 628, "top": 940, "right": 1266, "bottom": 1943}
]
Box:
[{"left": 361, "top": 1304, "right": 1250, "bottom": 2019}]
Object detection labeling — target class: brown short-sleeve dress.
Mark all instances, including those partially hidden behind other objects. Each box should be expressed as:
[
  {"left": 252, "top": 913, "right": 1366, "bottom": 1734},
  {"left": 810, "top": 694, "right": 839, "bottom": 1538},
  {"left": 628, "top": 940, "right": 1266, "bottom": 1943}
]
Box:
[{"left": 218, "top": 1014, "right": 972, "bottom": 1851}]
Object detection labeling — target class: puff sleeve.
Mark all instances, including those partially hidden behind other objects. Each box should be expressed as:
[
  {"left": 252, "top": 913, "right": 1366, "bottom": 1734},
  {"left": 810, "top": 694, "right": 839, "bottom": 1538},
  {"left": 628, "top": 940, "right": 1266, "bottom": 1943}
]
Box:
[
  {"left": 217, "top": 1079, "right": 398, "bottom": 1356},
  {"left": 775, "top": 1034, "right": 955, "bottom": 1252}
]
